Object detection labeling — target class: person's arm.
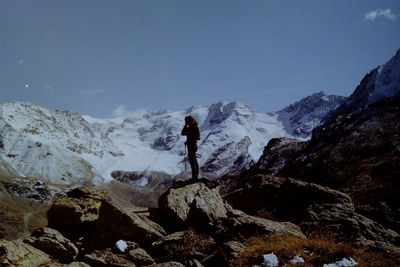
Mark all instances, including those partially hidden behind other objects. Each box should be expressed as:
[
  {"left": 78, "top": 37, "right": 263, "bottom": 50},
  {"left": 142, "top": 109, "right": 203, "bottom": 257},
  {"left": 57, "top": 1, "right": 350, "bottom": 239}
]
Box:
[{"left": 181, "top": 125, "right": 188, "bottom": 136}]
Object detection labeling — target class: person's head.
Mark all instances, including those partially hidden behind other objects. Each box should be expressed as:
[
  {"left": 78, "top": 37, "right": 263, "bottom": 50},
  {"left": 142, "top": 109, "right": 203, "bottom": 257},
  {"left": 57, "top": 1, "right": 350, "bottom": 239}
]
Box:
[{"left": 185, "top": 115, "right": 197, "bottom": 125}]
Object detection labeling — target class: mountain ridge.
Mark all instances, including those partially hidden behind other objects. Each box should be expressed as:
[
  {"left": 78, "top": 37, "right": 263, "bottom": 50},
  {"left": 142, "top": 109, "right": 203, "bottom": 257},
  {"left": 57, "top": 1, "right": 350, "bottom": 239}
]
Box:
[{"left": 0, "top": 92, "right": 343, "bottom": 186}]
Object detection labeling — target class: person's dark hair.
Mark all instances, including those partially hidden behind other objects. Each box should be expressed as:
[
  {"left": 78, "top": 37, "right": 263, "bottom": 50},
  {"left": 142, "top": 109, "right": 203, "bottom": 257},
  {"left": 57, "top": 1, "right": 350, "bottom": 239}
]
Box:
[{"left": 185, "top": 115, "right": 197, "bottom": 125}]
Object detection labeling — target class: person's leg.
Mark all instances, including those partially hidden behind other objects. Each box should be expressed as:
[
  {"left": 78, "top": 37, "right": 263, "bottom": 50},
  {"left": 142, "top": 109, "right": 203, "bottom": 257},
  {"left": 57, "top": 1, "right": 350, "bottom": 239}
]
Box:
[
  {"left": 193, "top": 154, "right": 199, "bottom": 179},
  {"left": 188, "top": 147, "right": 199, "bottom": 179}
]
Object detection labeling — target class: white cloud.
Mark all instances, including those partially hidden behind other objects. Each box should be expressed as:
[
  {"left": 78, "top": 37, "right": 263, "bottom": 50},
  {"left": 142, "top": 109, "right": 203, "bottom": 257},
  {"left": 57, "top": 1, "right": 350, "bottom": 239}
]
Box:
[
  {"left": 112, "top": 105, "right": 148, "bottom": 119},
  {"left": 365, "top": 9, "right": 397, "bottom": 21}
]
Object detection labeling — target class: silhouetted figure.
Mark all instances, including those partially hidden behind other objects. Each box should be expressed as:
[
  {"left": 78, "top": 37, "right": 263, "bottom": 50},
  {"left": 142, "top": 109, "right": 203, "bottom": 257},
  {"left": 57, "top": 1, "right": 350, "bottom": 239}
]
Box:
[{"left": 181, "top": 115, "right": 200, "bottom": 179}]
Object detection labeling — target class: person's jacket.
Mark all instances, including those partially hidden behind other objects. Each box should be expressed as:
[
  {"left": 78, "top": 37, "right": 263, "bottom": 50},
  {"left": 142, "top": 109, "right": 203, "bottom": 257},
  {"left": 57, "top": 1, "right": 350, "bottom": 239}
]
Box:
[{"left": 181, "top": 124, "right": 200, "bottom": 147}]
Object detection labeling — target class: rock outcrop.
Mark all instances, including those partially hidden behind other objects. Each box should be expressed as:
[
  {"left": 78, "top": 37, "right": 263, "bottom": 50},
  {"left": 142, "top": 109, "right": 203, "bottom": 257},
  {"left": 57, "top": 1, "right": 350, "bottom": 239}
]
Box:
[
  {"left": 158, "top": 181, "right": 228, "bottom": 230},
  {"left": 158, "top": 179, "right": 305, "bottom": 241},
  {"left": 226, "top": 174, "right": 400, "bottom": 255}
]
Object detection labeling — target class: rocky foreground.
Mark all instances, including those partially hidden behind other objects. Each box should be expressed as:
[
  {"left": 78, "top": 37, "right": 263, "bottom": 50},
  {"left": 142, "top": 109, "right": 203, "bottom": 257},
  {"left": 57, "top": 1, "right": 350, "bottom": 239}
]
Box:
[{"left": 1, "top": 177, "right": 399, "bottom": 267}]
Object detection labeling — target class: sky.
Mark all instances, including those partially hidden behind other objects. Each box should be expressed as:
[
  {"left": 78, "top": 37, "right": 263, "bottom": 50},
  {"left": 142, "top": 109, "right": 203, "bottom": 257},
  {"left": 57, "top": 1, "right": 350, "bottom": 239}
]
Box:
[{"left": 0, "top": 0, "right": 399, "bottom": 118}]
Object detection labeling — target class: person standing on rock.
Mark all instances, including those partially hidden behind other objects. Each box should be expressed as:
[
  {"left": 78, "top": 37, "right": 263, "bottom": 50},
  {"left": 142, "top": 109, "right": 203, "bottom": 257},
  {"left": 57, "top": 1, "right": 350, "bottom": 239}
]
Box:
[{"left": 181, "top": 115, "right": 200, "bottom": 179}]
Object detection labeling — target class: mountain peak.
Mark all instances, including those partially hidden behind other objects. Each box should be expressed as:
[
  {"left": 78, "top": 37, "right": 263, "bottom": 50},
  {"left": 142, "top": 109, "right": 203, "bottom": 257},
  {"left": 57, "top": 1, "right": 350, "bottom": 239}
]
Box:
[{"left": 347, "top": 48, "right": 400, "bottom": 109}]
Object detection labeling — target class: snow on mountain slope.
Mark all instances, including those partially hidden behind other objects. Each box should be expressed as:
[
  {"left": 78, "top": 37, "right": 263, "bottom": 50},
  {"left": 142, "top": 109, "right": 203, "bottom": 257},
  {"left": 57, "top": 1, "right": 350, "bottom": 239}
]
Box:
[
  {"left": 276, "top": 92, "right": 346, "bottom": 138},
  {"left": 0, "top": 93, "right": 341, "bottom": 185},
  {"left": 347, "top": 48, "right": 400, "bottom": 108}
]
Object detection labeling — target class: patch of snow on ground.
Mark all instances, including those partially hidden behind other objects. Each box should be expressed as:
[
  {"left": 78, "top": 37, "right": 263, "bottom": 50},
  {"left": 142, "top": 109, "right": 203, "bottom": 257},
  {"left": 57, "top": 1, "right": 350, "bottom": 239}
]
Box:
[
  {"left": 323, "top": 257, "right": 358, "bottom": 267},
  {"left": 263, "top": 253, "right": 279, "bottom": 266},
  {"left": 291, "top": 255, "right": 305, "bottom": 264},
  {"left": 115, "top": 240, "right": 127, "bottom": 252}
]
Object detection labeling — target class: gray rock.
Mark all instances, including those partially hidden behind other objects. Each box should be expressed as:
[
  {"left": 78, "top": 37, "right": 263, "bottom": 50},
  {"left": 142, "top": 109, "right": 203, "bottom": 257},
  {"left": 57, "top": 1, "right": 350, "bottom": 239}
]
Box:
[
  {"left": 24, "top": 227, "right": 79, "bottom": 263},
  {"left": 216, "top": 207, "right": 306, "bottom": 240},
  {"left": 158, "top": 182, "right": 228, "bottom": 229},
  {"left": 48, "top": 187, "right": 108, "bottom": 228},
  {"left": 90, "top": 201, "right": 166, "bottom": 249},
  {"left": 226, "top": 174, "right": 400, "bottom": 256},
  {"left": 0, "top": 239, "right": 51, "bottom": 267},
  {"left": 127, "top": 248, "right": 155, "bottom": 265}
]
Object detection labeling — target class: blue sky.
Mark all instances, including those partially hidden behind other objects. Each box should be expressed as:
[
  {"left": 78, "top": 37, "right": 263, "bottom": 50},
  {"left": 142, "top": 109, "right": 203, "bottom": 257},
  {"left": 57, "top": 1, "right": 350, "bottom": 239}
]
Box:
[{"left": 0, "top": 0, "right": 399, "bottom": 117}]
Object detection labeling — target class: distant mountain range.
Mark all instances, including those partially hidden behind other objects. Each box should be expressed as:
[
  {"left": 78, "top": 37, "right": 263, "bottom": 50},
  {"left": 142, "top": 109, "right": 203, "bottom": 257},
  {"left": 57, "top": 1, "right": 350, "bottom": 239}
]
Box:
[{"left": 0, "top": 92, "right": 344, "bottom": 185}]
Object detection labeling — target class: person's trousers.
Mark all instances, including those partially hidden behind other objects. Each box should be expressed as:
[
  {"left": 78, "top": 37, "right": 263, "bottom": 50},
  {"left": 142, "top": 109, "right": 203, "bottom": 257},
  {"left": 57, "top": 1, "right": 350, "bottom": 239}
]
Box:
[{"left": 187, "top": 146, "right": 199, "bottom": 179}]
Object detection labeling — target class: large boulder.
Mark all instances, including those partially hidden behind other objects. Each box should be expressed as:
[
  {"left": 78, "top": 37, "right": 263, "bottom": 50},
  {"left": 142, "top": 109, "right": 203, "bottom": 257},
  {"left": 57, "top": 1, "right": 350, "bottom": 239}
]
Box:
[
  {"left": 0, "top": 239, "right": 51, "bottom": 266},
  {"left": 24, "top": 227, "right": 79, "bottom": 263},
  {"left": 158, "top": 181, "right": 228, "bottom": 230},
  {"left": 88, "top": 201, "right": 166, "bottom": 249},
  {"left": 226, "top": 175, "right": 400, "bottom": 255},
  {"left": 47, "top": 187, "right": 108, "bottom": 239}
]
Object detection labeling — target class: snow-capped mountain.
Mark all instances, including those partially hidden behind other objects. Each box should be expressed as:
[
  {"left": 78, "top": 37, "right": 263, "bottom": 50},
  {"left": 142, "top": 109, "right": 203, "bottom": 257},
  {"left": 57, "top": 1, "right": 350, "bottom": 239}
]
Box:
[
  {"left": 276, "top": 92, "right": 345, "bottom": 138},
  {"left": 0, "top": 93, "right": 343, "bottom": 185},
  {"left": 349, "top": 48, "right": 400, "bottom": 108}
]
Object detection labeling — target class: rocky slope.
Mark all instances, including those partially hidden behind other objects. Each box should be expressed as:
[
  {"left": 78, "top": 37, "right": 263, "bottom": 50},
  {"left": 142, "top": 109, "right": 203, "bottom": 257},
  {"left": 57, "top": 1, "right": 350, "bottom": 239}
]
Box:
[
  {"left": 247, "top": 49, "right": 400, "bottom": 232},
  {"left": 0, "top": 176, "right": 62, "bottom": 240},
  {"left": 2, "top": 180, "right": 398, "bottom": 266}
]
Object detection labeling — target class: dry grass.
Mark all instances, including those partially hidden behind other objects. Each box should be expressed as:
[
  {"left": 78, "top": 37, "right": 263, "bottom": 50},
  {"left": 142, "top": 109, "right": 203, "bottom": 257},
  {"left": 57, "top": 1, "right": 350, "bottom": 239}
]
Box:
[
  {"left": 236, "top": 234, "right": 398, "bottom": 267},
  {"left": 154, "top": 228, "right": 216, "bottom": 264}
]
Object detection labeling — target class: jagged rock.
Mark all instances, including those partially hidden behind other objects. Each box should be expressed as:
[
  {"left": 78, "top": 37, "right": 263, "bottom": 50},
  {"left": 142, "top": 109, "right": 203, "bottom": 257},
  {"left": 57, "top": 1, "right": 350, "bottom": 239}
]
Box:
[
  {"left": 151, "top": 230, "right": 216, "bottom": 265},
  {"left": 226, "top": 174, "right": 354, "bottom": 222},
  {"left": 158, "top": 181, "right": 228, "bottom": 229},
  {"left": 48, "top": 187, "right": 107, "bottom": 228},
  {"left": 250, "top": 137, "right": 306, "bottom": 176},
  {"left": 215, "top": 207, "right": 305, "bottom": 240},
  {"left": 158, "top": 180, "right": 305, "bottom": 242},
  {"left": 201, "top": 136, "right": 254, "bottom": 176},
  {"left": 145, "top": 261, "right": 185, "bottom": 267},
  {"left": 127, "top": 248, "right": 155, "bottom": 265},
  {"left": 24, "top": 227, "right": 79, "bottom": 263},
  {"left": 83, "top": 249, "right": 135, "bottom": 267},
  {"left": 0, "top": 239, "right": 51, "bottom": 266},
  {"left": 226, "top": 174, "right": 400, "bottom": 255},
  {"left": 48, "top": 196, "right": 100, "bottom": 226},
  {"left": 89, "top": 201, "right": 165, "bottom": 249}
]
